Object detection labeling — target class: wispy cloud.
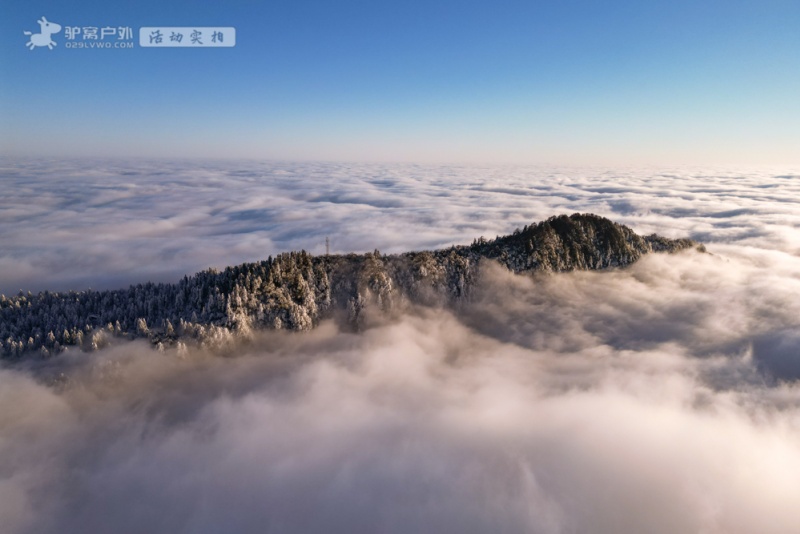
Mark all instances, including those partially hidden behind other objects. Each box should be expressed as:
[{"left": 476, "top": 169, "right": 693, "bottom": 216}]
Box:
[
  {"left": 1, "top": 157, "right": 800, "bottom": 533},
  {"left": 3, "top": 249, "right": 800, "bottom": 533},
  {"left": 1, "top": 158, "right": 798, "bottom": 294}
]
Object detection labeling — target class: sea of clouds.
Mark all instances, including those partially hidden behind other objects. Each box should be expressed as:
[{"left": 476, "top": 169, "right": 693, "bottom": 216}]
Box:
[
  {"left": 2, "top": 157, "right": 798, "bottom": 294},
  {"left": 1, "top": 157, "right": 800, "bottom": 533}
]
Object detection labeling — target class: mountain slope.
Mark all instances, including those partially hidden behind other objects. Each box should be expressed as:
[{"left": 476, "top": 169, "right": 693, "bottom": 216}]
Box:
[{"left": 0, "top": 214, "right": 701, "bottom": 357}]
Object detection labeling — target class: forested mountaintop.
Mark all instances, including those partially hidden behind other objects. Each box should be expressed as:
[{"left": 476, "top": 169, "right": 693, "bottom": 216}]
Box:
[{"left": 1, "top": 213, "right": 702, "bottom": 358}]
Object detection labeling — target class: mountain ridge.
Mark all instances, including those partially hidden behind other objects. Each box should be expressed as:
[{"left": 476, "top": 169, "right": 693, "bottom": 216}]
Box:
[{"left": 0, "top": 213, "right": 702, "bottom": 358}]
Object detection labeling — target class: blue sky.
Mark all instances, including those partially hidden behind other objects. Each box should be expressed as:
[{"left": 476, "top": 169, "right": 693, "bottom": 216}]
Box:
[{"left": 1, "top": 0, "right": 799, "bottom": 165}]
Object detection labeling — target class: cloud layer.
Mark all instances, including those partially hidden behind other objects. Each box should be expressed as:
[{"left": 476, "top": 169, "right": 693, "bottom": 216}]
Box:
[
  {"left": 1, "top": 157, "right": 800, "bottom": 533},
  {"left": 1, "top": 157, "right": 798, "bottom": 293}
]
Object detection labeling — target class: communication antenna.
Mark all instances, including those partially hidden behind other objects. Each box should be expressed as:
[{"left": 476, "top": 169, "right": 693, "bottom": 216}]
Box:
[{"left": 325, "top": 236, "right": 330, "bottom": 256}]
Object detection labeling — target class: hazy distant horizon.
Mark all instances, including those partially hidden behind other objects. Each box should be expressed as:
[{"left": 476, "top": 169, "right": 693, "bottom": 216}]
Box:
[{"left": 1, "top": 156, "right": 798, "bottom": 295}]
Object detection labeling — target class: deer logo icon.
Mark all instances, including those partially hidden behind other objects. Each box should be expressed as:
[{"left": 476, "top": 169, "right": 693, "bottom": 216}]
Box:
[{"left": 24, "top": 17, "right": 62, "bottom": 50}]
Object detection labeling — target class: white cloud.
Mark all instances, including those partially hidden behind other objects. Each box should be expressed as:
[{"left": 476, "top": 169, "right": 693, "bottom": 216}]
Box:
[
  {"left": 2, "top": 158, "right": 798, "bottom": 294},
  {"left": 1, "top": 157, "right": 800, "bottom": 532}
]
